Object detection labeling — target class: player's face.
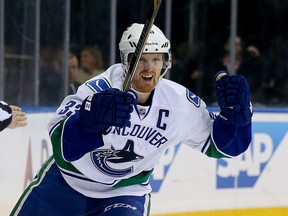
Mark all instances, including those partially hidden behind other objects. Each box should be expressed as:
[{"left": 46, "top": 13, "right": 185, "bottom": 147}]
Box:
[{"left": 131, "top": 53, "right": 164, "bottom": 93}]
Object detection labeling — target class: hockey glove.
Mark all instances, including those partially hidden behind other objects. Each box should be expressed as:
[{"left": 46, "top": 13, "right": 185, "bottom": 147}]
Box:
[
  {"left": 214, "top": 71, "right": 253, "bottom": 126},
  {"left": 79, "top": 88, "right": 137, "bottom": 133}
]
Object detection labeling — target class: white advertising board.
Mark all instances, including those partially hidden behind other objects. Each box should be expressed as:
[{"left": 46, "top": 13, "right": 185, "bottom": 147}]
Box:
[{"left": 0, "top": 111, "right": 287, "bottom": 215}]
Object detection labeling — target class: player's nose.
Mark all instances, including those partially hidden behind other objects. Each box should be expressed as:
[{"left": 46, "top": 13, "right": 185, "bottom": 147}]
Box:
[{"left": 143, "top": 60, "right": 154, "bottom": 71}]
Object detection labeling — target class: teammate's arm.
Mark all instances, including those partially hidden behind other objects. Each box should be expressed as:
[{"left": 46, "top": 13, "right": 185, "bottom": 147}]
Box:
[
  {"left": 0, "top": 101, "right": 12, "bottom": 131},
  {"left": 0, "top": 102, "right": 27, "bottom": 131}
]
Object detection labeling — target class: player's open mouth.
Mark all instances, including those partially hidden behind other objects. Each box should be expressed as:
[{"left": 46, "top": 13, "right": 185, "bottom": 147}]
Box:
[{"left": 142, "top": 74, "right": 153, "bottom": 81}]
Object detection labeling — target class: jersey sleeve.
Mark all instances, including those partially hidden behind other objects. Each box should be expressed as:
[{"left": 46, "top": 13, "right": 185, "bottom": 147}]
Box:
[
  {"left": 0, "top": 101, "right": 12, "bottom": 131},
  {"left": 180, "top": 97, "right": 214, "bottom": 152},
  {"left": 209, "top": 115, "right": 251, "bottom": 157},
  {"left": 180, "top": 90, "right": 251, "bottom": 158}
]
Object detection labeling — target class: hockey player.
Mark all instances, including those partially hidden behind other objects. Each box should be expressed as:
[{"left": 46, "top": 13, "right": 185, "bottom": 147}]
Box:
[
  {"left": 11, "top": 23, "right": 252, "bottom": 216},
  {"left": 0, "top": 101, "right": 27, "bottom": 131}
]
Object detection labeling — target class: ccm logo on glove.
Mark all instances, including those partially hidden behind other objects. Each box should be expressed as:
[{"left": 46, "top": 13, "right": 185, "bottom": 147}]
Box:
[{"left": 84, "top": 95, "right": 93, "bottom": 111}]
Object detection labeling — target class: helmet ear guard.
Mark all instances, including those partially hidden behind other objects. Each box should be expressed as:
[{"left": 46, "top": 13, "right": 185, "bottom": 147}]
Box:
[
  {"left": 119, "top": 23, "right": 172, "bottom": 79},
  {"left": 161, "top": 52, "right": 172, "bottom": 77}
]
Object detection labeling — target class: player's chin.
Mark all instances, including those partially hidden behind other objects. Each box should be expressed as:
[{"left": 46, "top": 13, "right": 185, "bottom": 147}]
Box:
[{"left": 139, "top": 85, "right": 155, "bottom": 93}]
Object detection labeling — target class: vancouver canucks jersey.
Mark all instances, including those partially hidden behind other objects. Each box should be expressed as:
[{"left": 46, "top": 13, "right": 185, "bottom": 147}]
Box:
[{"left": 48, "top": 63, "right": 220, "bottom": 198}]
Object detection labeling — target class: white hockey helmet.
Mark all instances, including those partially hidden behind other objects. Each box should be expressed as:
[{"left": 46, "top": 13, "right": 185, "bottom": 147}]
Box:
[{"left": 119, "top": 23, "right": 172, "bottom": 79}]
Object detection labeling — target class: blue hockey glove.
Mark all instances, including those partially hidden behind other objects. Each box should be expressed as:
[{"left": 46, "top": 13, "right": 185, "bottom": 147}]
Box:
[
  {"left": 215, "top": 71, "right": 253, "bottom": 126},
  {"left": 79, "top": 88, "right": 137, "bottom": 133}
]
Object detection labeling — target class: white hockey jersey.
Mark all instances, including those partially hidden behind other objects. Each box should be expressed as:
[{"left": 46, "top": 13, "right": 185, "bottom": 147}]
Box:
[{"left": 48, "top": 63, "right": 220, "bottom": 198}]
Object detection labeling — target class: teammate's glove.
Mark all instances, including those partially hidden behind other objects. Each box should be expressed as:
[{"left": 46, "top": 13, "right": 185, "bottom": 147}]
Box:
[
  {"left": 79, "top": 88, "right": 137, "bottom": 133},
  {"left": 214, "top": 71, "right": 252, "bottom": 126}
]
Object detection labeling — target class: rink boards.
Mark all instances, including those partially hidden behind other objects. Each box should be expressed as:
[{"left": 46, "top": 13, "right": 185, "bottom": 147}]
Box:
[{"left": 0, "top": 110, "right": 287, "bottom": 215}]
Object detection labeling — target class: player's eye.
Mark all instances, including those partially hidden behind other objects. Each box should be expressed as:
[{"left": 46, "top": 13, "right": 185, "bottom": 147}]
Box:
[{"left": 139, "top": 58, "right": 148, "bottom": 66}]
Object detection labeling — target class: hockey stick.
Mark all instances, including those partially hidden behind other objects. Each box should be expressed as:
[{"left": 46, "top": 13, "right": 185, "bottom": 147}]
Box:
[{"left": 122, "top": 0, "right": 163, "bottom": 91}]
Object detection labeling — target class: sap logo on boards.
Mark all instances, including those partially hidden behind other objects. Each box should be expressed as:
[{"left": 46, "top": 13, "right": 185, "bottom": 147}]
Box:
[{"left": 216, "top": 122, "right": 287, "bottom": 188}]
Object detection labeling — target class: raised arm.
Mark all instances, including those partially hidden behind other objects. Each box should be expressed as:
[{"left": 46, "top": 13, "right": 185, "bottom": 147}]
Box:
[{"left": 210, "top": 71, "right": 253, "bottom": 157}]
